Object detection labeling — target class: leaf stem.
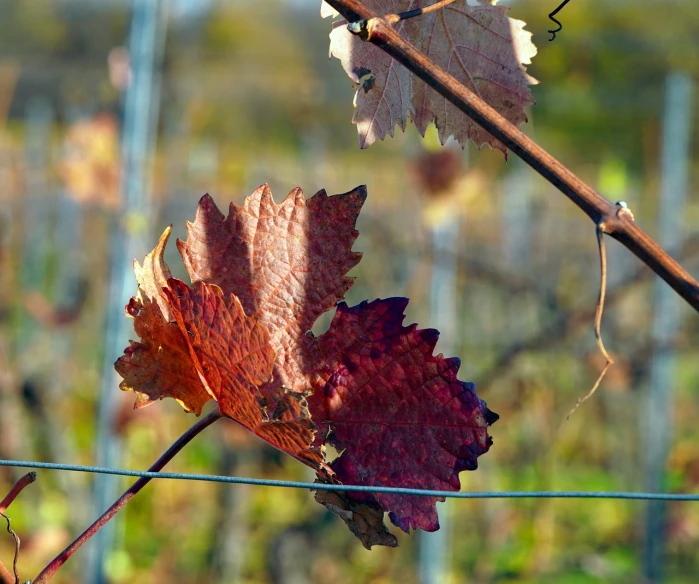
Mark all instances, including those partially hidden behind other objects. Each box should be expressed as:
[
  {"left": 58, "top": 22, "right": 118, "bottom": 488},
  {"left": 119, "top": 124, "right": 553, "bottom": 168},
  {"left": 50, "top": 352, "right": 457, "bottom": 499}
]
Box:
[
  {"left": 0, "top": 472, "right": 36, "bottom": 584},
  {"left": 478, "top": 231, "right": 699, "bottom": 392},
  {"left": 32, "top": 407, "right": 222, "bottom": 584},
  {"left": 324, "top": 0, "right": 699, "bottom": 312},
  {"left": 0, "top": 473, "right": 37, "bottom": 514}
]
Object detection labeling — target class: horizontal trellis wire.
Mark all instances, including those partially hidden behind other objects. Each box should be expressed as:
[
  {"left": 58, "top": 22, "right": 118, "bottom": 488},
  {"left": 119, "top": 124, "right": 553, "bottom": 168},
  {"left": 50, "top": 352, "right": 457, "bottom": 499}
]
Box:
[{"left": 1, "top": 459, "right": 697, "bottom": 501}]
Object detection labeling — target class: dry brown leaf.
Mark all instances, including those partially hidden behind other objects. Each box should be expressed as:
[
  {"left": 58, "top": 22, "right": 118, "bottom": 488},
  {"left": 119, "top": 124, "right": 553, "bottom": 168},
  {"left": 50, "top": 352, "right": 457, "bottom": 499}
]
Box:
[
  {"left": 326, "top": 1, "right": 537, "bottom": 153},
  {"left": 315, "top": 486, "right": 398, "bottom": 549}
]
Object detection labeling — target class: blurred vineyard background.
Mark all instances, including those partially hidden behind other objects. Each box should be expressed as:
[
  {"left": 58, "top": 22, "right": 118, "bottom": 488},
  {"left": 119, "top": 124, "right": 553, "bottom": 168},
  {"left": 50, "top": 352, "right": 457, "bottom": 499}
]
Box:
[{"left": 1, "top": 0, "right": 699, "bottom": 583}]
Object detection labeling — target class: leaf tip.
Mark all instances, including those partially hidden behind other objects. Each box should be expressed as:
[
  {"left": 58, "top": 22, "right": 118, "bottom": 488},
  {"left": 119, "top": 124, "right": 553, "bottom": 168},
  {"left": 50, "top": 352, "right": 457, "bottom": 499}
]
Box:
[
  {"left": 485, "top": 406, "right": 499, "bottom": 426},
  {"left": 194, "top": 193, "right": 226, "bottom": 223},
  {"left": 348, "top": 184, "right": 368, "bottom": 204}
]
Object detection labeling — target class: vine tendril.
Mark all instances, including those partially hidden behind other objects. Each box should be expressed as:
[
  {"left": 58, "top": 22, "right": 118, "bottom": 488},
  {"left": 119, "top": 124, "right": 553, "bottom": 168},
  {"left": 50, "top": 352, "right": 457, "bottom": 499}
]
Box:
[{"left": 548, "top": 0, "right": 571, "bottom": 41}]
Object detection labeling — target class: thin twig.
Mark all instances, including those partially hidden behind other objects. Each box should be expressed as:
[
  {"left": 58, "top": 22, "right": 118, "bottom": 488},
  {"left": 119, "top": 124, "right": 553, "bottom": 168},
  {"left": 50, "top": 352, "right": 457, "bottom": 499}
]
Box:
[
  {"left": 0, "top": 473, "right": 36, "bottom": 514},
  {"left": 0, "top": 476, "right": 33, "bottom": 584},
  {"left": 548, "top": 0, "right": 571, "bottom": 41},
  {"left": 567, "top": 360, "right": 612, "bottom": 418},
  {"left": 0, "top": 513, "right": 19, "bottom": 584},
  {"left": 347, "top": 0, "right": 455, "bottom": 33},
  {"left": 390, "top": 0, "right": 456, "bottom": 24},
  {"left": 478, "top": 231, "right": 699, "bottom": 392},
  {"left": 567, "top": 225, "right": 614, "bottom": 418},
  {"left": 32, "top": 407, "right": 222, "bottom": 584},
  {"left": 593, "top": 227, "right": 614, "bottom": 365},
  {"left": 324, "top": 0, "right": 699, "bottom": 312}
]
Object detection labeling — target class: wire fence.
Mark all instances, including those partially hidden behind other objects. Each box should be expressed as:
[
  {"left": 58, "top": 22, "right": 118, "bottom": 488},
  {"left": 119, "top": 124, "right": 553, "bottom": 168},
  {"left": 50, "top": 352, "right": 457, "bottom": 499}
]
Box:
[{"left": 2, "top": 459, "right": 699, "bottom": 501}]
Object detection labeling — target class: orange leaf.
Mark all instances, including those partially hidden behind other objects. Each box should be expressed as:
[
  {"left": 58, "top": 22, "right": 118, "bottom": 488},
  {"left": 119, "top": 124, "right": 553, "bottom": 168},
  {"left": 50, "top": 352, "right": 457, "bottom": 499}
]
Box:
[
  {"left": 117, "top": 223, "right": 326, "bottom": 468},
  {"left": 133, "top": 225, "right": 174, "bottom": 319},
  {"left": 164, "top": 279, "right": 322, "bottom": 467},
  {"left": 176, "top": 185, "right": 365, "bottom": 407},
  {"left": 116, "top": 294, "right": 210, "bottom": 414}
]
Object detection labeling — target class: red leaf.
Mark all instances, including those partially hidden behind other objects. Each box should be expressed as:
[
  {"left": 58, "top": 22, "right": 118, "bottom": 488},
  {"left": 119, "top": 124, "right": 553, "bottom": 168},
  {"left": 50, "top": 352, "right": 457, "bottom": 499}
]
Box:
[
  {"left": 117, "top": 186, "right": 498, "bottom": 545},
  {"left": 163, "top": 279, "right": 274, "bottom": 423},
  {"left": 308, "top": 298, "right": 497, "bottom": 532}
]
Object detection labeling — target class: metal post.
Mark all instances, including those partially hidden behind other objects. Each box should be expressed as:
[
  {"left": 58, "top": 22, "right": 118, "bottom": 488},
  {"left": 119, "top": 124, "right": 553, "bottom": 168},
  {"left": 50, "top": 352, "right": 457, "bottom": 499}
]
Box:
[
  {"left": 15, "top": 98, "right": 53, "bottom": 462},
  {"left": 21, "top": 98, "right": 53, "bottom": 346},
  {"left": 643, "top": 71, "right": 693, "bottom": 583},
  {"left": 420, "top": 212, "right": 460, "bottom": 584},
  {"left": 501, "top": 156, "right": 531, "bottom": 270},
  {"left": 87, "top": 1, "right": 166, "bottom": 581}
]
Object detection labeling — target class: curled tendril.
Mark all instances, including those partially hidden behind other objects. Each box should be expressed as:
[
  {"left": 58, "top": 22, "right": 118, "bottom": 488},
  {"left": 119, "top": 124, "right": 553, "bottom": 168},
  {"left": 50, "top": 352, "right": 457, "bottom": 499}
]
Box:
[
  {"left": 548, "top": 17, "right": 562, "bottom": 41},
  {"left": 548, "top": 0, "right": 571, "bottom": 42}
]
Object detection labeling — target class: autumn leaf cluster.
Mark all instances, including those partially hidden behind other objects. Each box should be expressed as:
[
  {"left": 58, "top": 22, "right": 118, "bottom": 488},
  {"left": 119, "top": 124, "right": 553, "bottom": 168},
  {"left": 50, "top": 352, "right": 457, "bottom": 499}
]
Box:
[{"left": 116, "top": 185, "right": 497, "bottom": 547}]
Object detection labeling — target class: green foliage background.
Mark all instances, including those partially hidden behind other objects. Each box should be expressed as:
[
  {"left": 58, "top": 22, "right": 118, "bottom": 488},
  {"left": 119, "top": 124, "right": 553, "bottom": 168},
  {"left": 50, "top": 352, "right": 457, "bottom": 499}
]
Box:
[{"left": 0, "top": 0, "right": 699, "bottom": 582}]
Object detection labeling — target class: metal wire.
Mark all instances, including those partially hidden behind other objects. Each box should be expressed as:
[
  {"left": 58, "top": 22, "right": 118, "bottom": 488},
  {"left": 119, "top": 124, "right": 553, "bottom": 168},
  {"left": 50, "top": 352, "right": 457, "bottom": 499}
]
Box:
[{"left": 1, "top": 459, "right": 698, "bottom": 501}]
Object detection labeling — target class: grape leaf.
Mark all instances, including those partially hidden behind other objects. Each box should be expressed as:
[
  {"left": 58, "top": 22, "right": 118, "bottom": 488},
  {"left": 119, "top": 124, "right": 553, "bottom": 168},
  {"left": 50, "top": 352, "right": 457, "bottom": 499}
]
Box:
[
  {"left": 314, "top": 487, "right": 398, "bottom": 548},
  {"left": 133, "top": 225, "right": 174, "bottom": 319},
  {"left": 116, "top": 228, "right": 323, "bottom": 468},
  {"left": 324, "top": 0, "right": 537, "bottom": 152},
  {"left": 116, "top": 292, "right": 211, "bottom": 414},
  {"left": 116, "top": 227, "right": 206, "bottom": 412},
  {"left": 164, "top": 278, "right": 322, "bottom": 467},
  {"left": 119, "top": 186, "right": 364, "bottom": 467},
  {"left": 116, "top": 186, "right": 497, "bottom": 546},
  {"left": 308, "top": 298, "right": 498, "bottom": 533},
  {"left": 320, "top": 1, "right": 339, "bottom": 18},
  {"left": 176, "top": 185, "right": 365, "bottom": 409}
]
